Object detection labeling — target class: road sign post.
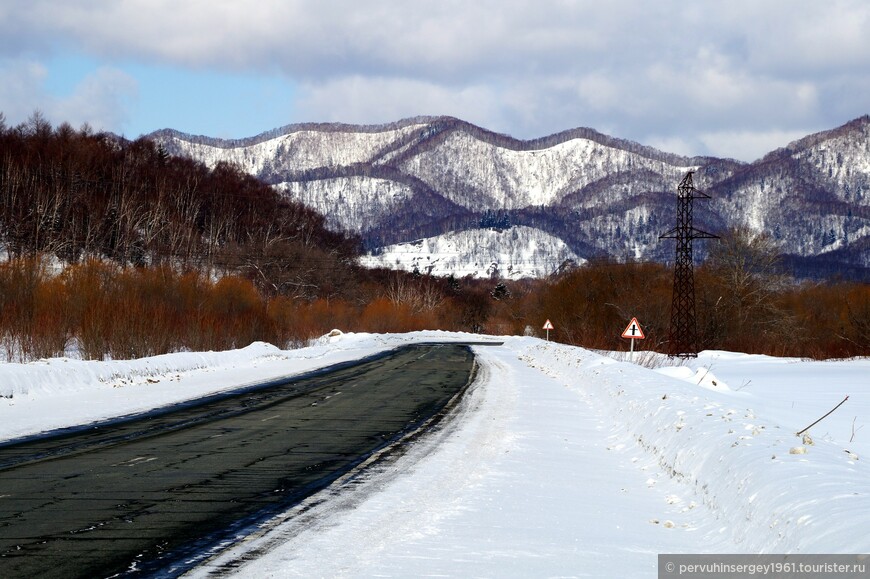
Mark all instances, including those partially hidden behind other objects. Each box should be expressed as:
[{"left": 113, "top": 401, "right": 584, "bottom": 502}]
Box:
[
  {"left": 543, "top": 319, "right": 554, "bottom": 341},
  {"left": 621, "top": 317, "right": 645, "bottom": 354}
]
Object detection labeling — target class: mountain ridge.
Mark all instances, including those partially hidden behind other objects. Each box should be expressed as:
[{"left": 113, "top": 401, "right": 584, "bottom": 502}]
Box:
[
  {"left": 152, "top": 115, "right": 729, "bottom": 167},
  {"left": 151, "top": 115, "right": 870, "bottom": 281}
]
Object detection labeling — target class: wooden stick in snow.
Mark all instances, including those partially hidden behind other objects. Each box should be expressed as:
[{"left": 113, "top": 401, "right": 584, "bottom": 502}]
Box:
[{"left": 796, "top": 395, "right": 849, "bottom": 437}]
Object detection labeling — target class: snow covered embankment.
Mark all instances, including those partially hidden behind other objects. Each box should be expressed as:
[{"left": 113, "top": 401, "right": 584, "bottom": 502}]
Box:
[
  {"left": 0, "top": 343, "right": 303, "bottom": 443},
  {"left": 516, "top": 341, "right": 870, "bottom": 553},
  {"left": 0, "top": 343, "right": 289, "bottom": 402}
]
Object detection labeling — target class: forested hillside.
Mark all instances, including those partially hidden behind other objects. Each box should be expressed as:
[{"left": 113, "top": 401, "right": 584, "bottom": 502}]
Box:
[{"left": 0, "top": 112, "right": 359, "bottom": 298}]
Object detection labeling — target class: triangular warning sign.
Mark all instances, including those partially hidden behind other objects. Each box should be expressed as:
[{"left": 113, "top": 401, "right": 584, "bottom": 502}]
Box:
[
  {"left": 621, "top": 317, "right": 645, "bottom": 339},
  {"left": 542, "top": 319, "right": 554, "bottom": 330}
]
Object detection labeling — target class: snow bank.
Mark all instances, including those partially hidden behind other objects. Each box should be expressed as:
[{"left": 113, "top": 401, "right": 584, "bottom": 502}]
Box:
[
  {"left": 0, "top": 342, "right": 284, "bottom": 400},
  {"left": 517, "top": 340, "right": 870, "bottom": 553}
]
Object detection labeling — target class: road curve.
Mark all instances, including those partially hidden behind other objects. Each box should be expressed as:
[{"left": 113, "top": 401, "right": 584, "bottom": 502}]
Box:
[{"left": 0, "top": 343, "right": 477, "bottom": 578}]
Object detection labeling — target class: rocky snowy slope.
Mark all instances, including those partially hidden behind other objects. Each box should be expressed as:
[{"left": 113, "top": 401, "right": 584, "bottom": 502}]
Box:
[
  {"left": 358, "top": 225, "right": 582, "bottom": 279},
  {"left": 151, "top": 116, "right": 870, "bottom": 280}
]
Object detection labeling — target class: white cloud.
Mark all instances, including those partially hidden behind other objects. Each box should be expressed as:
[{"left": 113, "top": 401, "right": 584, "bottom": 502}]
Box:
[
  {"left": 54, "top": 68, "right": 138, "bottom": 134},
  {"left": 575, "top": 75, "right": 620, "bottom": 112},
  {"left": 0, "top": 59, "right": 49, "bottom": 122},
  {"left": 1, "top": 1, "right": 867, "bottom": 160},
  {"left": 736, "top": 1, "right": 870, "bottom": 76},
  {"left": 645, "top": 135, "right": 703, "bottom": 160},
  {"left": 697, "top": 129, "right": 812, "bottom": 163},
  {"left": 0, "top": 58, "right": 137, "bottom": 133},
  {"left": 294, "top": 76, "right": 508, "bottom": 130}
]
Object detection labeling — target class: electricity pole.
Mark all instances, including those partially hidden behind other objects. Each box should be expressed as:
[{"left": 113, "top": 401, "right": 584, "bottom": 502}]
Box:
[{"left": 659, "top": 171, "right": 718, "bottom": 357}]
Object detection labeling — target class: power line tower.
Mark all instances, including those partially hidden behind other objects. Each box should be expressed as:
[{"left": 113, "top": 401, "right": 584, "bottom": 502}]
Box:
[{"left": 659, "top": 171, "right": 717, "bottom": 358}]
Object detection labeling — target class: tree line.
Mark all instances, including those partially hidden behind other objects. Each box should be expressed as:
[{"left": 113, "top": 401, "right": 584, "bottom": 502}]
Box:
[{"left": 1, "top": 245, "right": 865, "bottom": 362}]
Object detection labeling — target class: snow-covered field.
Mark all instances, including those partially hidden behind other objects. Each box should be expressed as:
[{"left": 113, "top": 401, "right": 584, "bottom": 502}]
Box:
[{"left": 1, "top": 332, "right": 868, "bottom": 577}]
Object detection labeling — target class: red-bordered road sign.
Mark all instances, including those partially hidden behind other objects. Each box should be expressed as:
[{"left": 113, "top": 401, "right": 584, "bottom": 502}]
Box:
[
  {"left": 543, "top": 319, "right": 554, "bottom": 330},
  {"left": 621, "top": 317, "right": 645, "bottom": 340}
]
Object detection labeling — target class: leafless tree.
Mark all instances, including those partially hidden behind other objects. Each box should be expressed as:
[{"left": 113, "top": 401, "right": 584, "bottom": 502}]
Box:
[{"left": 705, "top": 226, "right": 795, "bottom": 342}]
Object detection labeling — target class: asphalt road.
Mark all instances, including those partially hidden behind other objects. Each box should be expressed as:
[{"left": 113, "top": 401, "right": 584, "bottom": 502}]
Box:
[{"left": 0, "top": 343, "right": 477, "bottom": 578}]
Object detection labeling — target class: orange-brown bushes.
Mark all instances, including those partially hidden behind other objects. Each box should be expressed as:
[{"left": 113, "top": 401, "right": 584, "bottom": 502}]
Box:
[
  {"left": 290, "top": 298, "right": 358, "bottom": 341},
  {"left": 774, "top": 281, "right": 870, "bottom": 358},
  {"left": 0, "top": 254, "right": 865, "bottom": 362},
  {"left": 266, "top": 296, "right": 301, "bottom": 347},
  {"left": 0, "top": 256, "right": 69, "bottom": 361},
  {"left": 30, "top": 276, "right": 71, "bottom": 360},
  {"left": 524, "top": 261, "right": 672, "bottom": 350},
  {"left": 358, "top": 297, "right": 436, "bottom": 334},
  {"left": 0, "top": 257, "right": 282, "bottom": 360},
  {"left": 519, "top": 260, "right": 867, "bottom": 359},
  {"left": 202, "top": 275, "right": 273, "bottom": 351},
  {"left": 61, "top": 261, "right": 185, "bottom": 359}
]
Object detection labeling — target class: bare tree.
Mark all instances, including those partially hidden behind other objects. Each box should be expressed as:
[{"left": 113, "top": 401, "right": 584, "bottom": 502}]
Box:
[
  {"left": 705, "top": 226, "right": 793, "bottom": 343},
  {"left": 386, "top": 272, "right": 445, "bottom": 313}
]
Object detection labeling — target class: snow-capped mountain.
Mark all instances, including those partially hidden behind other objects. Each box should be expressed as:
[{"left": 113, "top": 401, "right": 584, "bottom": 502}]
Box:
[{"left": 151, "top": 115, "right": 870, "bottom": 280}]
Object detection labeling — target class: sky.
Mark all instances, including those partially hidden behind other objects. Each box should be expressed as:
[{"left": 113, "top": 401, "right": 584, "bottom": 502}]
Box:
[{"left": 1, "top": 1, "right": 868, "bottom": 162}]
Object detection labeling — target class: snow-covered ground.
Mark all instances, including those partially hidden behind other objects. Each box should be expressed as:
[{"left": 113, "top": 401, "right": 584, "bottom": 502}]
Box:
[{"left": 1, "top": 332, "right": 868, "bottom": 577}]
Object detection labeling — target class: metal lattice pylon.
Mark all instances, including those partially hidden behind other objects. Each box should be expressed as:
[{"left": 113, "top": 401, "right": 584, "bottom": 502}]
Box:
[{"left": 659, "top": 171, "right": 717, "bottom": 358}]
